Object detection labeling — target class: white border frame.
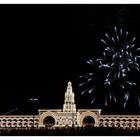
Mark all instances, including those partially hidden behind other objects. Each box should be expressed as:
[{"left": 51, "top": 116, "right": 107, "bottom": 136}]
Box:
[
  {"left": 0, "top": 2, "right": 139, "bottom": 140},
  {"left": 0, "top": 0, "right": 139, "bottom": 4}
]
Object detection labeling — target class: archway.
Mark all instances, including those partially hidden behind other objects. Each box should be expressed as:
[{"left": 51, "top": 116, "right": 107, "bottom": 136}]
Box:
[
  {"left": 43, "top": 116, "right": 55, "bottom": 127},
  {"left": 82, "top": 116, "right": 95, "bottom": 126},
  {"left": 79, "top": 111, "right": 99, "bottom": 127}
]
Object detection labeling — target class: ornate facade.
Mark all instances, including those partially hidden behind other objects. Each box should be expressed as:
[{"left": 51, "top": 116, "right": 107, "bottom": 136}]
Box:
[{"left": 0, "top": 81, "right": 140, "bottom": 129}]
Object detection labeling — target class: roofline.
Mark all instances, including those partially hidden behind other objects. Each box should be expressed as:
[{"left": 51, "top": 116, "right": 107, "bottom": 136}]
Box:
[
  {"left": 78, "top": 109, "right": 102, "bottom": 111},
  {"left": 38, "top": 109, "right": 62, "bottom": 112},
  {"left": 100, "top": 115, "right": 140, "bottom": 117},
  {"left": 0, "top": 115, "right": 39, "bottom": 117}
]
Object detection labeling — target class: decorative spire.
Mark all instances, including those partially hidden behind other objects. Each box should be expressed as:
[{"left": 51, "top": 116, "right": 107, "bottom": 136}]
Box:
[
  {"left": 63, "top": 81, "right": 76, "bottom": 112},
  {"left": 67, "top": 81, "right": 72, "bottom": 93}
]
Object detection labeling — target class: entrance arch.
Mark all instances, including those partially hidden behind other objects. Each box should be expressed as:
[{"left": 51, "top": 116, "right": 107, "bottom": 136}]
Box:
[
  {"left": 79, "top": 111, "right": 99, "bottom": 127},
  {"left": 82, "top": 116, "right": 95, "bottom": 126},
  {"left": 39, "top": 111, "right": 57, "bottom": 127},
  {"left": 43, "top": 116, "right": 55, "bottom": 127}
]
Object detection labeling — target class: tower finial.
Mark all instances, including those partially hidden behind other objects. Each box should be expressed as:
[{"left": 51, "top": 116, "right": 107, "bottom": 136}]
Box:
[
  {"left": 67, "top": 81, "right": 72, "bottom": 89},
  {"left": 68, "top": 81, "right": 71, "bottom": 85}
]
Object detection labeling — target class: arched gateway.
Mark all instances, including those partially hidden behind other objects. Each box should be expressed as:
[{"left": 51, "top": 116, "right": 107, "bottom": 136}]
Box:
[
  {"left": 0, "top": 81, "right": 140, "bottom": 129},
  {"left": 83, "top": 116, "right": 95, "bottom": 126},
  {"left": 78, "top": 111, "right": 100, "bottom": 127},
  {"left": 43, "top": 116, "right": 55, "bottom": 127}
]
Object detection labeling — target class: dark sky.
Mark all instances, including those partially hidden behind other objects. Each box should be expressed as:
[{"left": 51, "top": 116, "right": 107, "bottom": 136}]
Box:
[{"left": 1, "top": 4, "right": 140, "bottom": 115}]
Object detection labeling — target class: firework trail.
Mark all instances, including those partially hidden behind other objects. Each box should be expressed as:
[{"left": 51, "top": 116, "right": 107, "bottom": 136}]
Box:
[{"left": 79, "top": 27, "right": 140, "bottom": 107}]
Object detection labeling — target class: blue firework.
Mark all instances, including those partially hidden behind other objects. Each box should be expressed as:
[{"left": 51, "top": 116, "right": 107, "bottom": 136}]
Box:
[{"left": 79, "top": 27, "right": 140, "bottom": 107}]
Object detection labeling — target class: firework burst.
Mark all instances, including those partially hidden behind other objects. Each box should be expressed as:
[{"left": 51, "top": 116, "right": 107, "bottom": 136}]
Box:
[{"left": 80, "top": 27, "right": 140, "bottom": 107}]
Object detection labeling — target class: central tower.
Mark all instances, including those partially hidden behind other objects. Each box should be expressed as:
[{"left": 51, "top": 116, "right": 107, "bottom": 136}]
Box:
[{"left": 63, "top": 81, "right": 76, "bottom": 112}]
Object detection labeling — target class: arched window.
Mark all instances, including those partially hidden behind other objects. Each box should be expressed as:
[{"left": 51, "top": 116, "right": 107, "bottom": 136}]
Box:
[
  {"left": 2, "top": 123, "right": 6, "bottom": 126},
  {"left": 18, "top": 122, "right": 22, "bottom": 127},
  {"left": 35, "top": 119, "right": 38, "bottom": 122},
  {"left": 29, "top": 119, "right": 33, "bottom": 122},
  {"left": 122, "top": 123, "right": 126, "bottom": 127},
  {"left": 105, "top": 119, "right": 109, "bottom": 122},
  {"left": 110, "top": 119, "right": 114, "bottom": 122},
  {"left": 100, "top": 119, "right": 103, "bottom": 122},
  {"left": 128, "top": 123, "right": 132, "bottom": 127},
  {"left": 105, "top": 123, "right": 109, "bottom": 127},
  {"left": 122, "top": 119, "right": 126, "bottom": 122},
  {"left": 13, "top": 119, "right": 17, "bottom": 122},
  {"left": 116, "top": 119, "right": 120, "bottom": 122},
  {"left": 18, "top": 119, "right": 22, "bottom": 122},
  {"left": 8, "top": 123, "right": 11, "bottom": 126},
  {"left": 134, "top": 119, "right": 138, "bottom": 122},
  {"left": 13, "top": 123, "right": 17, "bottom": 126},
  {"left": 116, "top": 123, "right": 120, "bottom": 127},
  {"left": 128, "top": 119, "right": 132, "bottom": 122},
  {"left": 29, "top": 123, "right": 33, "bottom": 126},
  {"left": 23, "top": 123, "right": 28, "bottom": 127}
]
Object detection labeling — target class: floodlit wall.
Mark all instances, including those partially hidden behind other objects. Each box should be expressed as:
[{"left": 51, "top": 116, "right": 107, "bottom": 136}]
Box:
[
  {"left": 0, "top": 115, "right": 39, "bottom": 128},
  {"left": 0, "top": 112, "right": 140, "bottom": 129}
]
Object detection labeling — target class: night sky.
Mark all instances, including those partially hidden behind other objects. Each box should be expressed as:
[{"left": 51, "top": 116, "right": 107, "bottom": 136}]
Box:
[{"left": 1, "top": 4, "right": 140, "bottom": 115}]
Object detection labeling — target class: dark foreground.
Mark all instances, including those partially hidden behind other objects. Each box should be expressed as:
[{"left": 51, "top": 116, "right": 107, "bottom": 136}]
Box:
[{"left": 0, "top": 127, "right": 140, "bottom": 136}]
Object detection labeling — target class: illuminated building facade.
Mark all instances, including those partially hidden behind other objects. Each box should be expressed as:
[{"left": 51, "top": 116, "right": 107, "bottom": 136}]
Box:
[{"left": 0, "top": 81, "right": 140, "bottom": 129}]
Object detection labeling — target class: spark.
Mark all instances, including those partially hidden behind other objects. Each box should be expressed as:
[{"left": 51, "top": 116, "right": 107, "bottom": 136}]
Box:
[
  {"left": 124, "top": 93, "right": 129, "bottom": 108},
  {"left": 101, "top": 39, "right": 107, "bottom": 45}
]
